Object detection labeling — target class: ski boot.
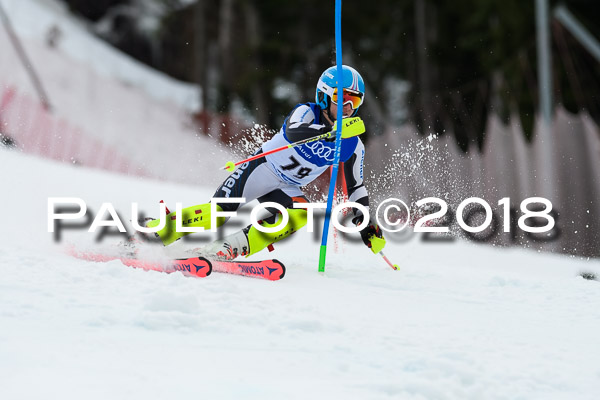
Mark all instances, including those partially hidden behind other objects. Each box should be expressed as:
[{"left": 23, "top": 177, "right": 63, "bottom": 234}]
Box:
[{"left": 193, "top": 229, "right": 250, "bottom": 261}]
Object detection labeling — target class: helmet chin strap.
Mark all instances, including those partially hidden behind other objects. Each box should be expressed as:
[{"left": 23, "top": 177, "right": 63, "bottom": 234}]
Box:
[{"left": 322, "top": 102, "right": 335, "bottom": 126}]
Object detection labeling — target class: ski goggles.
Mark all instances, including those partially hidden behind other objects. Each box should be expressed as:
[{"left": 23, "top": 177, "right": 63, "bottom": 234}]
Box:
[{"left": 331, "top": 88, "right": 364, "bottom": 110}]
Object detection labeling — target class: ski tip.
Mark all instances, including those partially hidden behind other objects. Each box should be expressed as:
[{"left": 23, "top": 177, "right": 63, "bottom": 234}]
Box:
[
  {"left": 271, "top": 259, "right": 286, "bottom": 280},
  {"left": 197, "top": 257, "right": 213, "bottom": 277}
]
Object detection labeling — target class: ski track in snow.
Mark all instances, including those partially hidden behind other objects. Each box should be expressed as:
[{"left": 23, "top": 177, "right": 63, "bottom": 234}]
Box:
[{"left": 1, "top": 149, "right": 600, "bottom": 400}]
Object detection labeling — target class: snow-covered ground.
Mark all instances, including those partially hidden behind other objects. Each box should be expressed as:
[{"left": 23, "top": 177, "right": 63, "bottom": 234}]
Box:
[{"left": 1, "top": 148, "right": 599, "bottom": 400}]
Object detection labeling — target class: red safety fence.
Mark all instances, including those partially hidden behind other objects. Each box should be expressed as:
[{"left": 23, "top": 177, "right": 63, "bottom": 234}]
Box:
[{"left": 0, "top": 85, "right": 153, "bottom": 178}]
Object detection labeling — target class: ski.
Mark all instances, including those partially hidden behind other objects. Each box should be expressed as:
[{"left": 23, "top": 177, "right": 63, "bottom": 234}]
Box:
[
  {"left": 162, "top": 257, "right": 212, "bottom": 277},
  {"left": 211, "top": 259, "right": 286, "bottom": 281},
  {"left": 67, "top": 248, "right": 212, "bottom": 278},
  {"left": 67, "top": 247, "right": 285, "bottom": 280}
]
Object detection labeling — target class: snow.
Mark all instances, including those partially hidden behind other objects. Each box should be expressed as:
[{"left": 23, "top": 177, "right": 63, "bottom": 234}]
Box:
[{"left": 1, "top": 148, "right": 599, "bottom": 400}]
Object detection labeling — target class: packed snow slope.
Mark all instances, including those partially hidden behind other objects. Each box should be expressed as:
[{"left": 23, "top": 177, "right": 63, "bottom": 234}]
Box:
[{"left": 1, "top": 148, "right": 599, "bottom": 400}]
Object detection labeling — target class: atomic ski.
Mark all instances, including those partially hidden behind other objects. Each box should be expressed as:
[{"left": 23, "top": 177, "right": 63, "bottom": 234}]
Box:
[
  {"left": 67, "top": 247, "right": 285, "bottom": 280},
  {"left": 210, "top": 259, "right": 286, "bottom": 281},
  {"left": 67, "top": 249, "right": 212, "bottom": 277}
]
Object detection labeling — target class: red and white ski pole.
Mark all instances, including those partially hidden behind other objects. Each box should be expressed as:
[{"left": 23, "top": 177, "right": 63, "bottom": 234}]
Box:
[
  {"left": 221, "top": 117, "right": 365, "bottom": 172},
  {"left": 221, "top": 130, "right": 332, "bottom": 172},
  {"left": 379, "top": 250, "right": 400, "bottom": 270}
]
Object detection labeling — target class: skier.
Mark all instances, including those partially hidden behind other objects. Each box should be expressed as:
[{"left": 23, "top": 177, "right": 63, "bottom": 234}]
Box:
[{"left": 148, "top": 65, "right": 386, "bottom": 260}]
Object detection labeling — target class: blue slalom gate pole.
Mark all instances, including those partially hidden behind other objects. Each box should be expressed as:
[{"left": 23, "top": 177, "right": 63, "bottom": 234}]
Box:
[{"left": 318, "top": 0, "right": 343, "bottom": 273}]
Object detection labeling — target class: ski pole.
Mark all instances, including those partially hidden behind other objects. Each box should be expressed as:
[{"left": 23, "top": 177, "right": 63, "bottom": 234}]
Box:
[
  {"left": 221, "top": 117, "right": 365, "bottom": 172},
  {"left": 222, "top": 130, "right": 332, "bottom": 172},
  {"left": 379, "top": 250, "right": 400, "bottom": 270}
]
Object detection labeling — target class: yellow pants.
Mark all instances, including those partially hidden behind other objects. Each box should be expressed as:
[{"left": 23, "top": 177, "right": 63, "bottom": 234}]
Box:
[
  {"left": 245, "top": 208, "right": 308, "bottom": 256},
  {"left": 146, "top": 203, "right": 226, "bottom": 246}
]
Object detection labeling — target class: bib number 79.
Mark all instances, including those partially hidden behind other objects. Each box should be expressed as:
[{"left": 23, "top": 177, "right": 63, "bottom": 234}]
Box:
[{"left": 280, "top": 155, "right": 312, "bottom": 179}]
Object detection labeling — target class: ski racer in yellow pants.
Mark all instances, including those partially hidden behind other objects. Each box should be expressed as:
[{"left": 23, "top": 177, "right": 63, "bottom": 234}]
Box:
[{"left": 148, "top": 65, "right": 385, "bottom": 260}]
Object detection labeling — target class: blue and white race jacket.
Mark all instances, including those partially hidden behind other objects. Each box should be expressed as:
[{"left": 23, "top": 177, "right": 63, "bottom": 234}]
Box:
[{"left": 262, "top": 102, "right": 369, "bottom": 208}]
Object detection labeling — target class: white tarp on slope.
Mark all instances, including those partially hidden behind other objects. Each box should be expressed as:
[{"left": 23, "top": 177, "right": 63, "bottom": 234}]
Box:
[
  {"left": 0, "top": 0, "right": 200, "bottom": 111},
  {"left": 0, "top": 0, "right": 232, "bottom": 187}
]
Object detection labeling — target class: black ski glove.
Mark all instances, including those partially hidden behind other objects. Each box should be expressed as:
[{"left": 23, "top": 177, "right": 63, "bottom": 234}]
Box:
[
  {"left": 323, "top": 127, "right": 336, "bottom": 142},
  {"left": 352, "top": 215, "right": 386, "bottom": 253},
  {"left": 360, "top": 223, "right": 383, "bottom": 245}
]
